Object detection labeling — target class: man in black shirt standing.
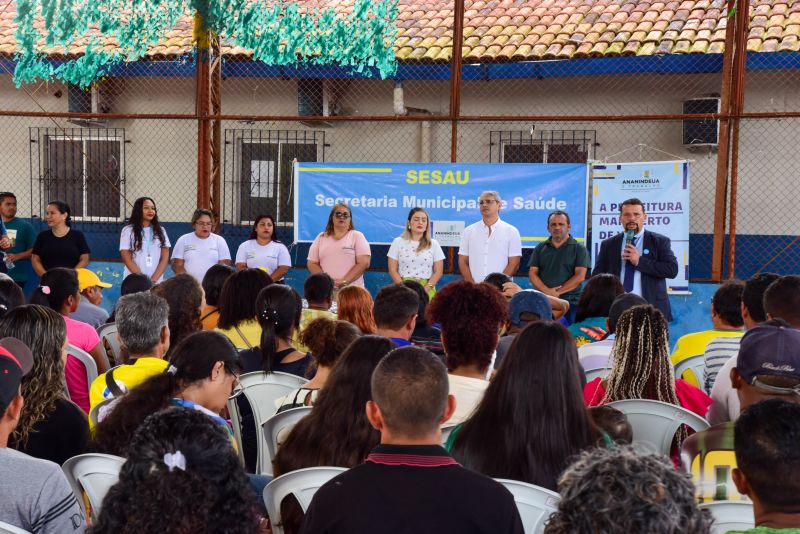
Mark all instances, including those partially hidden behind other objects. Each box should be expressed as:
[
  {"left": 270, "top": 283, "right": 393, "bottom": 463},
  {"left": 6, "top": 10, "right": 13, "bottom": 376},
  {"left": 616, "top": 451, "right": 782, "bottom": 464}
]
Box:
[{"left": 300, "top": 346, "right": 524, "bottom": 534}]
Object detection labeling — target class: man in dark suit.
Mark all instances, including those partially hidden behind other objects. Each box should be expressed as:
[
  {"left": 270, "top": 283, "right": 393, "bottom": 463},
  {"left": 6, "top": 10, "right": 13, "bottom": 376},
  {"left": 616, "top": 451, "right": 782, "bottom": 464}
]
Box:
[{"left": 592, "top": 198, "right": 678, "bottom": 321}]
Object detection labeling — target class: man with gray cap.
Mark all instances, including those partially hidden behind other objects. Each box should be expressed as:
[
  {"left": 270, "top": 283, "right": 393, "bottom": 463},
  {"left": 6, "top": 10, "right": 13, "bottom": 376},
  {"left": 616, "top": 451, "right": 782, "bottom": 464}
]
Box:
[
  {"left": 681, "top": 320, "right": 800, "bottom": 503},
  {"left": 0, "top": 337, "right": 85, "bottom": 533},
  {"left": 494, "top": 290, "right": 552, "bottom": 369}
]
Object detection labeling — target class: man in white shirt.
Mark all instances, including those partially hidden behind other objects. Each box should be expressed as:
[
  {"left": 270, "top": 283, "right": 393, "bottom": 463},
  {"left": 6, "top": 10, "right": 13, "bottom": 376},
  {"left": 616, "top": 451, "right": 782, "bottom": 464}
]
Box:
[{"left": 458, "top": 191, "right": 522, "bottom": 283}]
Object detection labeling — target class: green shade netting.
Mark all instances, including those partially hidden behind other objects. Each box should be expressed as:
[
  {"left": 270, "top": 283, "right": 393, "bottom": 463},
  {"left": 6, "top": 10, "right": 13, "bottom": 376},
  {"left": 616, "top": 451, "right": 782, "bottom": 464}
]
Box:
[{"left": 13, "top": 0, "right": 399, "bottom": 88}]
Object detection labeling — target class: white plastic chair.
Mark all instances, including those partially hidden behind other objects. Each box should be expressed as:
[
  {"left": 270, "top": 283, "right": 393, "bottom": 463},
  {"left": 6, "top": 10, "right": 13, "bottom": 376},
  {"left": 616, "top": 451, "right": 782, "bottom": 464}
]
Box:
[
  {"left": 0, "top": 521, "right": 32, "bottom": 534},
  {"left": 228, "top": 371, "right": 307, "bottom": 472},
  {"left": 61, "top": 453, "right": 125, "bottom": 520},
  {"left": 495, "top": 479, "right": 560, "bottom": 534},
  {"left": 97, "top": 323, "right": 123, "bottom": 366},
  {"left": 700, "top": 500, "right": 754, "bottom": 534},
  {"left": 674, "top": 353, "right": 706, "bottom": 387},
  {"left": 261, "top": 406, "right": 313, "bottom": 475},
  {"left": 263, "top": 467, "right": 347, "bottom": 534},
  {"left": 608, "top": 399, "right": 710, "bottom": 455},
  {"left": 583, "top": 366, "right": 609, "bottom": 382},
  {"left": 66, "top": 344, "right": 99, "bottom": 391}
]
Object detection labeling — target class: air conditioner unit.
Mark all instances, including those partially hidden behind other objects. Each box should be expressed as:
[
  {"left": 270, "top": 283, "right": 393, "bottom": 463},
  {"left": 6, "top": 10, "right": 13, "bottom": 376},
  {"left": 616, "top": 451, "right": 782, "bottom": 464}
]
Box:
[
  {"left": 682, "top": 97, "right": 720, "bottom": 147},
  {"left": 298, "top": 78, "right": 334, "bottom": 128},
  {"left": 67, "top": 83, "right": 111, "bottom": 127}
]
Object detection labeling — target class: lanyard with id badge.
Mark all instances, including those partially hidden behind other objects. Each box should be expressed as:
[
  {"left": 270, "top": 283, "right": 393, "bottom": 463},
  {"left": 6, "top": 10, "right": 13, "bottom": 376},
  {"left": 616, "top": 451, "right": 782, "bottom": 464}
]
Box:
[{"left": 145, "top": 228, "right": 153, "bottom": 267}]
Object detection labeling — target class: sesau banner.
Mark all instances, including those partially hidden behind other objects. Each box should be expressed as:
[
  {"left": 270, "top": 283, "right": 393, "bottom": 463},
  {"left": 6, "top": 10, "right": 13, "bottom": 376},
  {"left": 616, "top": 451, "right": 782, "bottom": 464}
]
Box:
[
  {"left": 590, "top": 161, "right": 691, "bottom": 294},
  {"left": 294, "top": 162, "right": 589, "bottom": 246}
]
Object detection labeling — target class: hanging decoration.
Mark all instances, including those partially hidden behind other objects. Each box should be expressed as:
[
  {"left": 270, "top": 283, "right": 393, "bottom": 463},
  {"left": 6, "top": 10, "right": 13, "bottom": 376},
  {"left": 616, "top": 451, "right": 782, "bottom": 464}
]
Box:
[{"left": 13, "top": 0, "right": 399, "bottom": 88}]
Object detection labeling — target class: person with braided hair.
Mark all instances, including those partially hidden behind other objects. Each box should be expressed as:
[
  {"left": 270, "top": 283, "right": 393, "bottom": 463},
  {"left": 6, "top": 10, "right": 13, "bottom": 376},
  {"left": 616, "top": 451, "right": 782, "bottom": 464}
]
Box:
[
  {"left": 88, "top": 407, "right": 259, "bottom": 534},
  {"left": 583, "top": 304, "right": 711, "bottom": 452}
]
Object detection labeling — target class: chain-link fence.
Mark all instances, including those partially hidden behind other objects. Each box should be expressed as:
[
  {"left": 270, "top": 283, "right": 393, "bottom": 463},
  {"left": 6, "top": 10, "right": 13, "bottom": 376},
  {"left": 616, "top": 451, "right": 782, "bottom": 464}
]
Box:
[{"left": 1, "top": 0, "right": 796, "bottom": 280}]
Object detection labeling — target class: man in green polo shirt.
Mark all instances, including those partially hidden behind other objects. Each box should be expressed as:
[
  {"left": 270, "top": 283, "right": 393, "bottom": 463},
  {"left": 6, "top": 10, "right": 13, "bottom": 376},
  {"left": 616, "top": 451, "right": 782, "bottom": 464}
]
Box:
[
  {"left": 527, "top": 210, "right": 589, "bottom": 323},
  {"left": 0, "top": 193, "right": 36, "bottom": 288}
]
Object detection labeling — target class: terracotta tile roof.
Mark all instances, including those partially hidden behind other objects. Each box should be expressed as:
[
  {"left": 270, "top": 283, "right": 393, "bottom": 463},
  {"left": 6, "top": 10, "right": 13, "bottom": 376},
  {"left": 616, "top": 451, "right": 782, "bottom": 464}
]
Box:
[{"left": 0, "top": 0, "right": 796, "bottom": 63}]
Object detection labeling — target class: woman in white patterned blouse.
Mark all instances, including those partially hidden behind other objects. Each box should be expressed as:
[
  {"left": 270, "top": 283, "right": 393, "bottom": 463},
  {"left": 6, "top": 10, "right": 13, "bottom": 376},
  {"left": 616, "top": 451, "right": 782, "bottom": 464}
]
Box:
[{"left": 387, "top": 208, "right": 445, "bottom": 299}]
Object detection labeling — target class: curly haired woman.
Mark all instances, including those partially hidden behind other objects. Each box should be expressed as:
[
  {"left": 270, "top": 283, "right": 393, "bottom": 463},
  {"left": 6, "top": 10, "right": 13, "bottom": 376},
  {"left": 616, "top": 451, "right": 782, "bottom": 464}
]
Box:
[
  {"left": 0, "top": 304, "right": 88, "bottom": 465},
  {"left": 89, "top": 407, "right": 259, "bottom": 534},
  {"left": 427, "top": 280, "right": 509, "bottom": 427}
]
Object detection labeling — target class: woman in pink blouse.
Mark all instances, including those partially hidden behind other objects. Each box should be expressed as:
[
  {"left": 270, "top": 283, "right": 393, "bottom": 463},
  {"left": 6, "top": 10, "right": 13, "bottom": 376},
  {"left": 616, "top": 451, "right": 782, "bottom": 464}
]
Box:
[{"left": 307, "top": 203, "right": 371, "bottom": 289}]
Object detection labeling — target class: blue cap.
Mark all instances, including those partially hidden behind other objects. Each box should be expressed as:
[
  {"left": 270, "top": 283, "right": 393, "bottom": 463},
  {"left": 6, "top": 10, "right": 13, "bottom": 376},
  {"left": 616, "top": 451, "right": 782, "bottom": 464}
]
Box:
[
  {"left": 508, "top": 290, "right": 552, "bottom": 326},
  {"left": 737, "top": 324, "right": 800, "bottom": 386}
]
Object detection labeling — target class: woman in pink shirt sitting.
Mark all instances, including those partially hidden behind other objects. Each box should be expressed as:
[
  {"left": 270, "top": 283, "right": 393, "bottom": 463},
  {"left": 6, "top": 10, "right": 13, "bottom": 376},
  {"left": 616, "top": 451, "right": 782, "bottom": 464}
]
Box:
[
  {"left": 584, "top": 304, "right": 711, "bottom": 455},
  {"left": 307, "top": 203, "right": 371, "bottom": 290},
  {"left": 30, "top": 267, "right": 108, "bottom": 413}
]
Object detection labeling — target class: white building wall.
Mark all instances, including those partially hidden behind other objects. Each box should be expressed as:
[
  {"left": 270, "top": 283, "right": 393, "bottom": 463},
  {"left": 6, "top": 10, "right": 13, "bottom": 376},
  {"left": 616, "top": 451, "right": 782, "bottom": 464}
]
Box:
[{"left": 0, "top": 69, "right": 795, "bottom": 234}]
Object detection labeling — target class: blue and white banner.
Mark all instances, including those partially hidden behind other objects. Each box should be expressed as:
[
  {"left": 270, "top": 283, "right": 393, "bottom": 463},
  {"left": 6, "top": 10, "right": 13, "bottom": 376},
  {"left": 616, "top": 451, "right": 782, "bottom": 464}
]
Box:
[
  {"left": 294, "top": 162, "right": 589, "bottom": 246},
  {"left": 590, "top": 161, "right": 691, "bottom": 294}
]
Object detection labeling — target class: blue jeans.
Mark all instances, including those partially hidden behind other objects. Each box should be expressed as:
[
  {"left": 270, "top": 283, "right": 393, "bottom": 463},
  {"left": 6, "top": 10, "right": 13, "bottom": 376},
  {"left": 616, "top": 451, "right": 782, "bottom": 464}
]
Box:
[{"left": 247, "top": 473, "right": 272, "bottom": 515}]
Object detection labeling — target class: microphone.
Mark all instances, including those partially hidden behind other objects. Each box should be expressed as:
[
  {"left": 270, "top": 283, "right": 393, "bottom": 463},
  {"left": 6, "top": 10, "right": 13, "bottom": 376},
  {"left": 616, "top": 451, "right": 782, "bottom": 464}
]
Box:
[{"left": 624, "top": 229, "right": 635, "bottom": 247}]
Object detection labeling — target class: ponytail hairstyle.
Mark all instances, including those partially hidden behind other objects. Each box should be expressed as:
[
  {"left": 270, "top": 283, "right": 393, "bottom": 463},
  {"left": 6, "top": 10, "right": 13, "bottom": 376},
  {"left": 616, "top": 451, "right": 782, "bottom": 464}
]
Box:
[
  {"left": 89, "top": 407, "right": 257, "bottom": 534},
  {"left": 128, "top": 197, "right": 167, "bottom": 251},
  {"left": 48, "top": 200, "right": 72, "bottom": 227},
  {"left": 91, "top": 331, "right": 241, "bottom": 456},
  {"left": 29, "top": 267, "right": 79, "bottom": 313},
  {"left": 255, "top": 284, "right": 302, "bottom": 373}
]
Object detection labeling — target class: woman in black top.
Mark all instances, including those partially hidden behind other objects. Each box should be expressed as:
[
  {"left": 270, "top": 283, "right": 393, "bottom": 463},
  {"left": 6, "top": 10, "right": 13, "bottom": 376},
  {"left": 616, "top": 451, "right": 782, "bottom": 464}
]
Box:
[
  {"left": 239, "top": 284, "right": 310, "bottom": 376},
  {"left": 0, "top": 304, "right": 88, "bottom": 465},
  {"left": 31, "top": 200, "right": 90, "bottom": 275}
]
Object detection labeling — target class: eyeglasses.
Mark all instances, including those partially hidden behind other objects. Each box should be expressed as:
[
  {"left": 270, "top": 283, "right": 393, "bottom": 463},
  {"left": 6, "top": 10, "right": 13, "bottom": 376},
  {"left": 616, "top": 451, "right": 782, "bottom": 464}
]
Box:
[
  {"left": 478, "top": 199, "right": 497, "bottom": 205},
  {"left": 334, "top": 212, "right": 351, "bottom": 219},
  {"left": 195, "top": 221, "right": 213, "bottom": 227}
]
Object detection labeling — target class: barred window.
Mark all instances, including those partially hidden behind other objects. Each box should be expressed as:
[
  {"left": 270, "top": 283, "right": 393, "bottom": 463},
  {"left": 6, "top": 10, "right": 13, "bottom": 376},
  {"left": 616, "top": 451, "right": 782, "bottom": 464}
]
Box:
[
  {"left": 490, "top": 130, "right": 596, "bottom": 164},
  {"left": 223, "top": 129, "right": 326, "bottom": 226},
  {"left": 30, "top": 128, "right": 126, "bottom": 221}
]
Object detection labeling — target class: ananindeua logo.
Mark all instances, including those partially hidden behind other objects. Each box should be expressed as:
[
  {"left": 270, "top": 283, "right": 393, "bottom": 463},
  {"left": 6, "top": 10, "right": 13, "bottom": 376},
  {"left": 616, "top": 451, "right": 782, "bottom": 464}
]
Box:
[{"left": 621, "top": 170, "right": 662, "bottom": 190}]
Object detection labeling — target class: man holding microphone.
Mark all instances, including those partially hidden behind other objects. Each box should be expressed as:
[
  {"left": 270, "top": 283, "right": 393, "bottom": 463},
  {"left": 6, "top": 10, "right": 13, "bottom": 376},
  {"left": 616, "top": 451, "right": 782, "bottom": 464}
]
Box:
[{"left": 592, "top": 198, "right": 678, "bottom": 321}]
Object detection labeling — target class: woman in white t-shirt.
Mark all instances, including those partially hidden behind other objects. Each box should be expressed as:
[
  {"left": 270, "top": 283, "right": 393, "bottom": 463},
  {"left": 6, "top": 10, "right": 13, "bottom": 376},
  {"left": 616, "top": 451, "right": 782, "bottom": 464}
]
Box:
[
  {"left": 234, "top": 214, "right": 291, "bottom": 280},
  {"left": 119, "top": 197, "right": 171, "bottom": 283},
  {"left": 387, "top": 207, "right": 445, "bottom": 299},
  {"left": 171, "top": 209, "right": 232, "bottom": 283}
]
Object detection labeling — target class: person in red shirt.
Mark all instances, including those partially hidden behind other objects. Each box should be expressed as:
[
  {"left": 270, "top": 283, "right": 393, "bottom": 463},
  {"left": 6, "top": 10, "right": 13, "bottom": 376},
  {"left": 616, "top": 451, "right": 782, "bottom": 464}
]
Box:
[{"left": 584, "top": 304, "right": 711, "bottom": 451}]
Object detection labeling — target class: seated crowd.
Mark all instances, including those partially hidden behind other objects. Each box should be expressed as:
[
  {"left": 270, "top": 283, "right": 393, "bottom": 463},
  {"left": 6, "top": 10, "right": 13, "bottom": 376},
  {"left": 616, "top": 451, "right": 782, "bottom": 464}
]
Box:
[{"left": 0, "top": 266, "right": 799, "bottom": 534}]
